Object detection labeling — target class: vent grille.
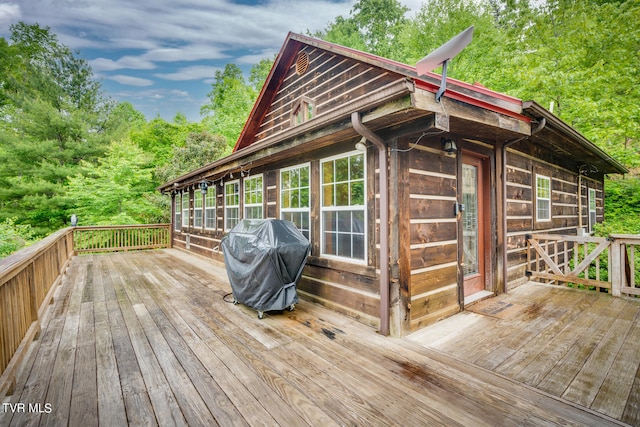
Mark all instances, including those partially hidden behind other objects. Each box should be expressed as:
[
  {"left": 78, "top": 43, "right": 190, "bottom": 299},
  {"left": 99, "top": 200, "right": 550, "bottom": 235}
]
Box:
[{"left": 295, "top": 52, "right": 309, "bottom": 75}]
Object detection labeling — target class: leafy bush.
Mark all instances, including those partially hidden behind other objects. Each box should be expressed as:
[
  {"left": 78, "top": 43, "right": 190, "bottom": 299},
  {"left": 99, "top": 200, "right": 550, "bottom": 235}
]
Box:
[{"left": 0, "top": 218, "right": 35, "bottom": 258}]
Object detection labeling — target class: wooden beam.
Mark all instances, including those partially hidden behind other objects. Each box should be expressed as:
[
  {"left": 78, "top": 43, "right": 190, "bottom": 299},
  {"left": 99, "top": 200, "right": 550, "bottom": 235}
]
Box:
[{"left": 413, "top": 89, "right": 531, "bottom": 136}]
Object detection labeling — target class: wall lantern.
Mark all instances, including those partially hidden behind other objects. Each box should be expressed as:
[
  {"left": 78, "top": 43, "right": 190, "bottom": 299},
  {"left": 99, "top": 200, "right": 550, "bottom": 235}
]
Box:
[
  {"left": 355, "top": 136, "right": 367, "bottom": 152},
  {"left": 441, "top": 138, "right": 457, "bottom": 154},
  {"left": 199, "top": 180, "right": 209, "bottom": 194}
]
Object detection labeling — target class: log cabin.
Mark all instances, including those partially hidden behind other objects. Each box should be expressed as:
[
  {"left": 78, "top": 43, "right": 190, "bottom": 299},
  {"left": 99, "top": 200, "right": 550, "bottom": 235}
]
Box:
[{"left": 158, "top": 32, "right": 627, "bottom": 337}]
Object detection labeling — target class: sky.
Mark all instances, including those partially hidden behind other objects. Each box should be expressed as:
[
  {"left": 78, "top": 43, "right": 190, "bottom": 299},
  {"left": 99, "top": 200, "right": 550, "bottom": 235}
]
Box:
[{"left": 0, "top": 0, "right": 424, "bottom": 122}]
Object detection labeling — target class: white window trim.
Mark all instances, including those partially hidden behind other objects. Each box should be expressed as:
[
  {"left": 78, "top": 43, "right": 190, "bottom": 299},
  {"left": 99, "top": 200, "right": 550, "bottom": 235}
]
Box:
[
  {"left": 204, "top": 188, "right": 216, "bottom": 230},
  {"left": 280, "top": 163, "right": 311, "bottom": 241},
  {"left": 193, "top": 191, "right": 203, "bottom": 228},
  {"left": 535, "top": 174, "right": 551, "bottom": 222},
  {"left": 182, "top": 191, "right": 190, "bottom": 227},
  {"left": 588, "top": 187, "right": 597, "bottom": 231},
  {"left": 174, "top": 193, "right": 182, "bottom": 231},
  {"left": 224, "top": 180, "right": 240, "bottom": 231},
  {"left": 320, "top": 151, "right": 367, "bottom": 264},
  {"left": 243, "top": 174, "right": 264, "bottom": 219},
  {"left": 291, "top": 96, "right": 315, "bottom": 126}
]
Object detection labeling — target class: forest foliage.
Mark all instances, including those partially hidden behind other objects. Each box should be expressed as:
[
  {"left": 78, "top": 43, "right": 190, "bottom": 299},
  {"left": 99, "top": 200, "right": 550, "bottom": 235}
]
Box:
[{"left": 0, "top": 0, "right": 638, "bottom": 256}]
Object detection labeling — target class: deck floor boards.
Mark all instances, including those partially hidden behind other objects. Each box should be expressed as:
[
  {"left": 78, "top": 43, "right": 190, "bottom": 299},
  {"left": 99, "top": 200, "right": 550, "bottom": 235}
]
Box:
[
  {"left": 410, "top": 281, "right": 640, "bottom": 426},
  {"left": 1, "top": 250, "right": 633, "bottom": 426}
]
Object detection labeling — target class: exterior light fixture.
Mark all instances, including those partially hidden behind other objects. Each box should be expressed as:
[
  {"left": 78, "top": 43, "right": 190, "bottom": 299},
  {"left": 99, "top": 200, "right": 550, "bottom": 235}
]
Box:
[
  {"left": 199, "top": 180, "right": 208, "bottom": 195},
  {"left": 355, "top": 136, "right": 367, "bottom": 152},
  {"left": 441, "top": 138, "right": 457, "bottom": 154}
]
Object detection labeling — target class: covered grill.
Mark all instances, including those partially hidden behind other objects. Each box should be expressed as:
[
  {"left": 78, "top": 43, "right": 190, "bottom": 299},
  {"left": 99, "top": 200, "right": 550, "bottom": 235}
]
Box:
[{"left": 221, "top": 219, "right": 310, "bottom": 318}]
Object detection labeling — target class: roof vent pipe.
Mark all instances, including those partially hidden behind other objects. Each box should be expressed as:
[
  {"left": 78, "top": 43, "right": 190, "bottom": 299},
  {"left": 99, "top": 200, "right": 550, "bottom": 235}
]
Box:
[{"left": 351, "top": 112, "right": 390, "bottom": 336}]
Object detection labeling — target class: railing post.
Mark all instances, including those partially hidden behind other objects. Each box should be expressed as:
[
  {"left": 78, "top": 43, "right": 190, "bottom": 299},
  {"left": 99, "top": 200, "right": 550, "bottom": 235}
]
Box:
[{"left": 611, "top": 237, "right": 622, "bottom": 297}]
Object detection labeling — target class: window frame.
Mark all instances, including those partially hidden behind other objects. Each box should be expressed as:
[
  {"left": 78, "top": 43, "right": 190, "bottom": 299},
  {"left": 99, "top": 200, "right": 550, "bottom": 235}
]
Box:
[
  {"left": 204, "top": 187, "right": 216, "bottom": 230},
  {"left": 535, "top": 174, "right": 551, "bottom": 223},
  {"left": 193, "top": 191, "right": 203, "bottom": 228},
  {"left": 224, "top": 180, "right": 240, "bottom": 231},
  {"left": 174, "top": 193, "right": 182, "bottom": 231},
  {"left": 320, "top": 151, "right": 367, "bottom": 264},
  {"left": 291, "top": 96, "right": 315, "bottom": 126},
  {"left": 280, "top": 163, "right": 311, "bottom": 241},
  {"left": 182, "top": 191, "right": 190, "bottom": 227},
  {"left": 243, "top": 174, "right": 264, "bottom": 220},
  {"left": 588, "top": 187, "right": 597, "bottom": 232}
]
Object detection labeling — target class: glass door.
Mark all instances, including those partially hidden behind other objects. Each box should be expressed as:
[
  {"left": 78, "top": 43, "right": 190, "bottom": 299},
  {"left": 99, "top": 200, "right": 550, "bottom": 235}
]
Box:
[{"left": 462, "top": 154, "right": 486, "bottom": 297}]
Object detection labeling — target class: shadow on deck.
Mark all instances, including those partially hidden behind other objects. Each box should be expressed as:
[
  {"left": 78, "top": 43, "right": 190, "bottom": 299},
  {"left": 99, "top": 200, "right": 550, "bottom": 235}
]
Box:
[{"left": 0, "top": 249, "right": 631, "bottom": 426}]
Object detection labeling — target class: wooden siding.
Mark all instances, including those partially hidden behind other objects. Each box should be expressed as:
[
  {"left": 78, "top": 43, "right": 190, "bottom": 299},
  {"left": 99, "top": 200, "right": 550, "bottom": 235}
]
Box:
[
  {"left": 171, "top": 141, "right": 384, "bottom": 330},
  {"left": 407, "top": 138, "right": 460, "bottom": 331},
  {"left": 255, "top": 45, "right": 405, "bottom": 143},
  {"left": 505, "top": 147, "right": 605, "bottom": 290}
]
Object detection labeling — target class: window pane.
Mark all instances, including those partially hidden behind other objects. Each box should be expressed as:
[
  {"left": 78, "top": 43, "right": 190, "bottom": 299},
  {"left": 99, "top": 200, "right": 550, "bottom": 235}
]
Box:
[
  {"left": 338, "top": 211, "right": 352, "bottom": 232},
  {"left": 350, "top": 154, "right": 364, "bottom": 179},
  {"left": 324, "top": 231, "right": 337, "bottom": 256},
  {"left": 352, "top": 234, "right": 365, "bottom": 260},
  {"left": 300, "top": 188, "right": 309, "bottom": 207},
  {"left": 323, "top": 161, "right": 334, "bottom": 183},
  {"left": 323, "top": 184, "right": 334, "bottom": 206},
  {"left": 351, "top": 181, "right": 364, "bottom": 205},
  {"left": 335, "top": 157, "right": 349, "bottom": 182},
  {"left": 324, "top": 211, "right": 336, "bottom": 232},
  {"left": 353, "top": 210, "right": 365, "bottom": 234},
  {"left": 336, "top": 183, "right": 349, "bottom": 206}
]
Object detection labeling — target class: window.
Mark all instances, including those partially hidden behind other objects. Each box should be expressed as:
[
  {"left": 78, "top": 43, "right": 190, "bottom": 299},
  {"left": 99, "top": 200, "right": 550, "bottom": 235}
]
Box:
[
  {"left": 193, "top": 192, "right": 203, "bottom": 228},
  {"left": 589, "top": 188, "right": 597, "bottom": 231},
  {"left": 536, "top": 175, "right": 551, "bottom": 222},
  {"left": 281, "top": 164, "right": 310, "bottom": 240},
  {"left": 182, "top": 191, "right": 190, "bottom": 227},
  {"left": 244, "top": 175, "right": 263, "bottom": 219},
  {"left": 174, "top": 193, "right": 182, "bottom": 231},
  {"left": 321, "top": 152, "right": 366, "bottom": 262},
  {"left": 291, "top": 97, "right": 314, "bottom": 126},
  {"left": 205, "top": 188, "right": 216, "bottom": 230},
  {"left": 224, "top": 180, "right": 240, "bottom": 230}
]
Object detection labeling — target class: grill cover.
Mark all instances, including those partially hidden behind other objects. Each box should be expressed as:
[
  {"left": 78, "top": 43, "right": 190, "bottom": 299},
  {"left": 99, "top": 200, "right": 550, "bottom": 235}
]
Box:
[{"left": 221, "top": 219, "right": 310, "bottom": 313}]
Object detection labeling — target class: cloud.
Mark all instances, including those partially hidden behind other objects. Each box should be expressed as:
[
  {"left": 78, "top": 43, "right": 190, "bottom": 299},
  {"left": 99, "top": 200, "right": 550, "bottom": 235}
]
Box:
[
  {"left": 91, "top": 56, "right": 157, "bottom": 72},
  {"left": 0, "top": 0, "right": 422, "bottom": 121},
  {"left": 0, "top": 3, "right": 21, "bottom": 26},
  {"left": 108, "top": 75, "right": 155, "bottom": 86},
  {"left": 155, "top": 65, "right": 221, "bottom": 81}
]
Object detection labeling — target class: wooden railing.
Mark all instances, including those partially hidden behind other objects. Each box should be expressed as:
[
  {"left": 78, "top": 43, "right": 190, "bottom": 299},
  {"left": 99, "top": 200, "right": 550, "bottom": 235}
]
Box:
[
  {"left": 74, "top": 224, "right": 170, "bottom": 253},
  {"left": 0, "top": 224, "right": 170, "bottom": 397},
  {"left": 0, "top": 227, "right": 74, "bottom": 397},
  {"left": 526, "top": 233, "right": 640, "bottom": 297}
]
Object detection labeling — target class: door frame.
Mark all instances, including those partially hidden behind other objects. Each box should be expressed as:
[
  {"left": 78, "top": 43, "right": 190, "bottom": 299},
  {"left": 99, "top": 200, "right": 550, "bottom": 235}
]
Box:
[{"left": 457, "top": 150, "right": 492, "bottom": 306}]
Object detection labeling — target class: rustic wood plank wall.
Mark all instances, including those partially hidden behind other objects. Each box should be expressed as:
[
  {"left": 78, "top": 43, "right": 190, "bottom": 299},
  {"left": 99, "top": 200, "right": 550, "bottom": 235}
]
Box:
[
  {"left": 255, "top": 46, "right": 403, "bottom": 143},
  {"left": 505, "top": 148, "right": 604, "bottom": 290},
  {"left": 407, "top": 137, "right": 460, "bottom": 331},
  {"left": 171, "top": 142, "right": 384, "bottom": 328}
]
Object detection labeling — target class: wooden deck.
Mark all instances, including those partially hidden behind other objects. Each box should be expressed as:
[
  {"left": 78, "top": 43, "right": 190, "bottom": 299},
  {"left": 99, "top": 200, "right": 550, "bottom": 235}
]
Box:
[
  {"left": 409, "top": 282, "right": 640, "bottom": 426},
  {"left": 0, "top": 249, "right": 630, "bottom": 426}
]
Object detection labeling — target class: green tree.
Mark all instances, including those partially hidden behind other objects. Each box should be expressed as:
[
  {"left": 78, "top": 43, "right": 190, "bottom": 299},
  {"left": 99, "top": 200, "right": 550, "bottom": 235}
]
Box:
[
  {"left": 129, "top": 115, "right": 202, "bottom": 166},
  {"left": 0, "top": 218, "right": 35, "bottom": 258},
  {"left": 155, "top": 130, "right": 229, "bottom": 184},
  {"left": 66, "top": 138, "right": 164, "bottom": 225},
  {"left": 317, "top": 0, "right": 409, "bottom": 60},
  {"left": 201, "top": 64, "right": 256, "bottom": 147},
  {"left": 0, "top": 23, "right": 122, "bottom": 234}
]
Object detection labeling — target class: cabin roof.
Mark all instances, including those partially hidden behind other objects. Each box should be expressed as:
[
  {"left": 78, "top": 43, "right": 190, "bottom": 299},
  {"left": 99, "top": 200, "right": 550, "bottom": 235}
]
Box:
[{"left": 158, "top": 33, "right": 626, "bottom": 193}]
